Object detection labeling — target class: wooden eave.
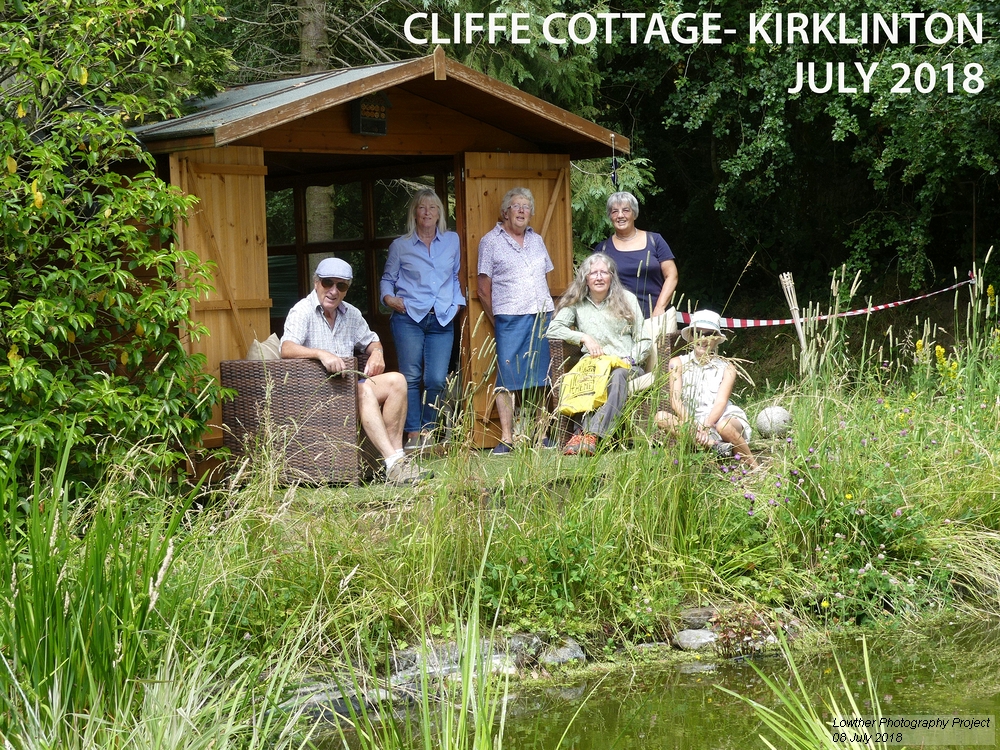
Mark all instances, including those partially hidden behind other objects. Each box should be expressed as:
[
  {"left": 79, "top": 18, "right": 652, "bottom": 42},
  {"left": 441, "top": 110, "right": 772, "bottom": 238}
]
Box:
[{"left": 140, "top": 134, "right": 216, "bottom": 155}]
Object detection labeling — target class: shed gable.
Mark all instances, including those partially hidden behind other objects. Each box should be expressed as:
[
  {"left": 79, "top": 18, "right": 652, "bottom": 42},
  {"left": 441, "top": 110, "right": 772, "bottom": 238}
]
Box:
[{"left": 234, "top": 86, "right": 538, "bottom": 160}]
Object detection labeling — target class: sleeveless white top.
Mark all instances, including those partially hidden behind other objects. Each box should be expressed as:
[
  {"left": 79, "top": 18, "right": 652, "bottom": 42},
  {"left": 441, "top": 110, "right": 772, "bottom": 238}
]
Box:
[{"left": 677, "top": 353, "right": 750, "bottom": 437}]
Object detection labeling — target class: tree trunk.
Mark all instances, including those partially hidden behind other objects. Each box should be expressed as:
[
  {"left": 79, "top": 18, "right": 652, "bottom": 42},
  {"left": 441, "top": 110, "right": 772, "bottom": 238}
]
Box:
[
  {"left": 298, "top": 0, "right": 328, "bottom": 74},
  {"left": 299, "top": 0, "right": 334, "bottom": 245}
]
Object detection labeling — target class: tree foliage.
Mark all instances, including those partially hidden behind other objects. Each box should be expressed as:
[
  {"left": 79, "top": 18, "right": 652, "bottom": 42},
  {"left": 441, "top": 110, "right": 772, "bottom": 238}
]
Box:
[
  {"left": 205, "top": 0, "right": 602, "bottom": 112},
  {"left": 571, "top": 156, "right": 660, "bottom": 258},
  {"left": 0, "top": 0, "right": 227, "bottom": 482},
  {"left": 600, "top": 0, "right": 1000, "bottom": 304}
]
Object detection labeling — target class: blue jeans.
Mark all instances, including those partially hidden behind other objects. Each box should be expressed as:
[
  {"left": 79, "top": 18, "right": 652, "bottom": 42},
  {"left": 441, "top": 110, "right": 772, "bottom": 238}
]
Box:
[{"left": 391, "top": 312, "right": 455, "bottom": 433}]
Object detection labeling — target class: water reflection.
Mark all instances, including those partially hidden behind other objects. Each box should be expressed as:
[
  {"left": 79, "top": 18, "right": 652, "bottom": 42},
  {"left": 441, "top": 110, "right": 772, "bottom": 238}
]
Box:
[{"left": 502, "top": 623, "right": 1000, "bottom": 749}]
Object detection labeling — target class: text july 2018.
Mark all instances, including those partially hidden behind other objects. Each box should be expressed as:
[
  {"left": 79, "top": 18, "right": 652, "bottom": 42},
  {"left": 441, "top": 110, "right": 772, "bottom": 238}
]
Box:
[{"left": 788, "top": 61, "right": 985, "bottom": 94}]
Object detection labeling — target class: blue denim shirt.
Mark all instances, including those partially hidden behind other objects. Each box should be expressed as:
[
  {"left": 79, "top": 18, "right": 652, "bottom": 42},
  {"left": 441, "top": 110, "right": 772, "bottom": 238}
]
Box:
[{"left": 380, "top": 230, "right": 466, "bottom": 326}]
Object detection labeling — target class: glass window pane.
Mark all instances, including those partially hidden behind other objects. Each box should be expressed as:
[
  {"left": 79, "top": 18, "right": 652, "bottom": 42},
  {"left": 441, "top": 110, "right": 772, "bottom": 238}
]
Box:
[
  {"left": 266, "top": 188, "right": 295, "bottom": 246},
  {"left": 268, "top": 255, "right": 300, "bottom": 321},
  {"left": 444, "top": 174, "right": 455, "bottom": 226},
  {"left": 375, "top": 178, "right": 427, "bottom": 238},
  {"left": 306, "top": 183, "right": 363, "bottom": 242}
]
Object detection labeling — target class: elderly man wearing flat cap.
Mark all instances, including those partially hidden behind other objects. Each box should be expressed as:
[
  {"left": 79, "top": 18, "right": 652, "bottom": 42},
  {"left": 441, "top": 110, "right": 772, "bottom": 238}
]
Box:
[{"left": 280, "top": 257, "right": 428, "bottom": 485}]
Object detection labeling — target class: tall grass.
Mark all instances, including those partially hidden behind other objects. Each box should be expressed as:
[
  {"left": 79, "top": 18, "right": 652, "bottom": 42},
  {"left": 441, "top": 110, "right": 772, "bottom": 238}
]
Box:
[
  {"left": 326, "top": 531, "right": 511, "bottom": 750},
  {"left": 0, "top": 437, "right": 180, "bottom": 724},
  {"left": 206, "top": 254, "right": 1000, "bottom": 655},
  {"left": 8, "top": 256, "right": 1000, "bottom": 742},
  {"left": 213, "top": 316, "right": 1000, "bottom": 649},
  {"left": 0, "top": 438, "right": 318, "bottom": 748}
]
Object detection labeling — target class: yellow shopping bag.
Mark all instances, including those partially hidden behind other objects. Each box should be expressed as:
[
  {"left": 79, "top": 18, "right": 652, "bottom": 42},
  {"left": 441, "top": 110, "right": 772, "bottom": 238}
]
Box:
[{"left": 557, "top": 354, "right": 631, "bottom": 415}]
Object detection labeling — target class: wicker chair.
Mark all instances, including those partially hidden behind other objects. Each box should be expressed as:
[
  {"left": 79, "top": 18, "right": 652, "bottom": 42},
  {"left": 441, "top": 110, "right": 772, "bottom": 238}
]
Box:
[
  {"left": 220, "top": 357, "right": 377, "bottom": 485},
  {"left": 548, "top": 328, "right": 682, "bottom": 447}
]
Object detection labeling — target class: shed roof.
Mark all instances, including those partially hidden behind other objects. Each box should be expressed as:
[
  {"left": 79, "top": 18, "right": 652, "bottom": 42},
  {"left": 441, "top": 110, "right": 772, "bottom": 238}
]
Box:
[{"left": 133, "top": 47, "right": 628, "bottom": 160}]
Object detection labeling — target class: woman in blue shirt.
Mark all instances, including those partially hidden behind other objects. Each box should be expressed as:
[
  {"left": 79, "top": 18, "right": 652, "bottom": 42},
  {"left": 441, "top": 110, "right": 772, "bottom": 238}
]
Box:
[{"left": 381, "top": 189, "right": 465, "bottom": 446}]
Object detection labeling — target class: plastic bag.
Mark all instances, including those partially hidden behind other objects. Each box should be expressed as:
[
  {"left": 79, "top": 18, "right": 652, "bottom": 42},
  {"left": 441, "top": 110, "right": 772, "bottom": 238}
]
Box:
[{"left": 557, "top": 354, "right": 631, "bottom": 415}]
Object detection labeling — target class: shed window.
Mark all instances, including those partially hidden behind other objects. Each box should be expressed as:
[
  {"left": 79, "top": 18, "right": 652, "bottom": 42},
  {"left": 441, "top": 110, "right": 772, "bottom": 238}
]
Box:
[
  {"left": 374, "top": 180, "right": 413, "bottom": 239},
  {"left": 267, "top": 255, "right": 300, "bottom": 321},
  {"left": 265, "top": 169, "right": 452, "bottom": 365},
  {"left": 266, "top": 188, "right": 295, "bottom": 246}
]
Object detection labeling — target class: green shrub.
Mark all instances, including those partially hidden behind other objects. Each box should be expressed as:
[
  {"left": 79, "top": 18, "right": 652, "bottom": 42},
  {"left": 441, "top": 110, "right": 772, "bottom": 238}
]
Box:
[{"left": 1, "top": 0, "right": 226, "bottom": 483}]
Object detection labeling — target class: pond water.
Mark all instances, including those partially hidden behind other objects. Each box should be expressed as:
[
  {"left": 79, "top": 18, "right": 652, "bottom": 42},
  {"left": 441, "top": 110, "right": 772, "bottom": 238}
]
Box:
[
  {"left": 316, "top": 622, "right": 1000, "bottom": 749},
  {"left": 501, "top": 623, "right": 1000, "bottom": 749}
]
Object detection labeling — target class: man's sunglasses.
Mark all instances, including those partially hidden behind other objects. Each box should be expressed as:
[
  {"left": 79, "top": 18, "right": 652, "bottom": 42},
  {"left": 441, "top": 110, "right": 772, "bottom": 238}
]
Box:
[{"left": 320, "top": 278, "right": 350, "bottom": 292}]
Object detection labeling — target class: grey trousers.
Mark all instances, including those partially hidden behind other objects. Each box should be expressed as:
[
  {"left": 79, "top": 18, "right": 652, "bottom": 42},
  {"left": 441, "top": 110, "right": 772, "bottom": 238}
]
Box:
[{"left": 580, "top": 365, "right": 643, "bottom": 437}]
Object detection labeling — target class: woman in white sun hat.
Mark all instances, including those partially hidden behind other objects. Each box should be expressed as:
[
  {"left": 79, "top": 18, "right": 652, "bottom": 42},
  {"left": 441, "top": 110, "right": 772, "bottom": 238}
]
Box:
[{"left": 655, "top": 309, "right": 757, "bottom": 467}]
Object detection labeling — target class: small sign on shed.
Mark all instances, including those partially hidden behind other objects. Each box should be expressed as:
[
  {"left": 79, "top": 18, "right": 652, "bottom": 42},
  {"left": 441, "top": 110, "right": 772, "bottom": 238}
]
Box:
[{"left": 350, "top": 94, "right": 390, "bottom": 136}]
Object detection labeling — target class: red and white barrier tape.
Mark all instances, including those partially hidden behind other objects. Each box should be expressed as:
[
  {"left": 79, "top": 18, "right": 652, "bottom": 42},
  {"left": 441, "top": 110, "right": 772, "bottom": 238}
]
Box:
[{"left": 676, "top": 276, "right": 975, "bottom": 329}]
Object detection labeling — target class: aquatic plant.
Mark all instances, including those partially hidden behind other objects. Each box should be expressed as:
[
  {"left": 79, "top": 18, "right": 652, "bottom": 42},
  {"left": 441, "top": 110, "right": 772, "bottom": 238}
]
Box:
[
  {"left": 0, "top": 438, "right": 315, "bottom": 747},
  {"left": 719, "top": 633, "right": 889, "bottom": 750}
]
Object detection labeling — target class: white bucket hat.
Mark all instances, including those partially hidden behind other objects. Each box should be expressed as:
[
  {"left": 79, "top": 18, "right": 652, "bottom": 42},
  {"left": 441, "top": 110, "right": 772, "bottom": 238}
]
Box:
[{"left": 681, "top": 309, "right": 727, "bottom": 342}]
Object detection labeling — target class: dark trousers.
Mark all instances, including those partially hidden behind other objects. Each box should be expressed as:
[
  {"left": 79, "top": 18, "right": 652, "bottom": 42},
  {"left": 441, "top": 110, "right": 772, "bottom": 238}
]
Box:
[{"left": 580, "top": 365, "right": 642, "bottom": 437}]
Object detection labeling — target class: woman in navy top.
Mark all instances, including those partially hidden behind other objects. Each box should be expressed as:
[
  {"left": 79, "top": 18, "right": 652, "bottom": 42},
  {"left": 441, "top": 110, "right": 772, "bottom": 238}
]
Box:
[
  {"left": 592, "top": 191, "right": 678, "bottom": 319},
  {"left": 381, "top": 189, "right": 465, "bottom": 446}
]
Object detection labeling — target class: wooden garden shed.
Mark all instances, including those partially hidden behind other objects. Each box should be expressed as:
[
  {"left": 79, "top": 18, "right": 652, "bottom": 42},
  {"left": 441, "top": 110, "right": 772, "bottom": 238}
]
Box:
[{"left": 133, "top": 47, "right": 628, "bottom": 448}]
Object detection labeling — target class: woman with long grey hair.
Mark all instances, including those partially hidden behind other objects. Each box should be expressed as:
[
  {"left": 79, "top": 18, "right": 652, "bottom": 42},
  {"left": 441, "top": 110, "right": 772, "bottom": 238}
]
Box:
[{"left": 547, "top": 252, "right": 651, "bottom": 455}]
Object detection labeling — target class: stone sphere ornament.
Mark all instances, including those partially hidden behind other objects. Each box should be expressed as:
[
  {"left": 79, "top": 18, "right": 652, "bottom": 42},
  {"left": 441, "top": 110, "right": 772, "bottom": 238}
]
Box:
[{"left": 756, "top": 406, "right": 793, "bottom": 438}]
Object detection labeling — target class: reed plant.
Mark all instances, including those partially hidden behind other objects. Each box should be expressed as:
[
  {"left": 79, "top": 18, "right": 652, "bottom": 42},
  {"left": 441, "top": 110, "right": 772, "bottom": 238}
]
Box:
[
  {"left": 720, "top": 633, "right": 889, "bottom": 750},
  {"left": 0, "top": 437, "right": 181, "bottom": 728},
  {"left": 0, "top": 436, "right": 319, "bottom": 748}
]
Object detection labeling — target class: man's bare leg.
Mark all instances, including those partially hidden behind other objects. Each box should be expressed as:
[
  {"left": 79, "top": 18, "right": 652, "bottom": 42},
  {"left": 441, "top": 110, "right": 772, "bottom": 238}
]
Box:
[{"left": 358, "top": 372, "right": 407, "bottom": 459}]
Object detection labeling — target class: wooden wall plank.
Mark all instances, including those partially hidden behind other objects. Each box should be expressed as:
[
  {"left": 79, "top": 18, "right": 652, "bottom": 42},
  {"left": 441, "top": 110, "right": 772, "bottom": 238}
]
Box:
[
  {"left": 192, "top": 298, "right": 272, "bottom": 312},
  {"left": 537, "top": 167, "right": 566, "bottom": 239},
  {"left": 191, "top": 163, "right": 269, "bottom": 176},
  {"left": 174, "top": 146, "right": 271, "bottom": 445},
  {"left": 466, "top": 169, "right": 561, "bottom": 180}
]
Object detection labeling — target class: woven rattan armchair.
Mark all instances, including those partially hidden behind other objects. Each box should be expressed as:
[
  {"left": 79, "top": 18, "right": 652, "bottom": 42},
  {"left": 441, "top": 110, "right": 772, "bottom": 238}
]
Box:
[
  {"left": 548, "top": 328, "right": 682, "bottom": 447},
  {"left": 220, "top": 357, "right": 377, "bottom": 485}
]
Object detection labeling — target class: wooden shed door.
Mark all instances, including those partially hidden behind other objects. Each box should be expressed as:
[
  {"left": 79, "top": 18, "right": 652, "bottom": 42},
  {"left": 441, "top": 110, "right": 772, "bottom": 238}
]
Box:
[
  {"left": 170, "top": 146, "right": 271, "bottom": 447},
  {"left": 458, "top": 152, "right": 573, "bottom": 447}
]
